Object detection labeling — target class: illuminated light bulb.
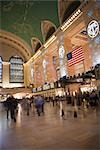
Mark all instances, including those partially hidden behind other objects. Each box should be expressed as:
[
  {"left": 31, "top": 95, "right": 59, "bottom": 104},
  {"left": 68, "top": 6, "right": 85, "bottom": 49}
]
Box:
[
  {"left": 74, "top": 13, "right": 78, "bottom": 17},
  {"left": 74, "top": 14, "right": 76, "bottom": 18},
  {"left": 72, "top": 15, "right": 76, "bottom": 19},
  {"left": 61, "top": 10, "right": 83, "bottom": 31},
  {"left": 71, "top": 16, "right": 74, "bottom": 20},
  {"left": 76, "top": 11, "right": 79, "bottom": 15},
  {"left": 67, "top": 20, "right": 70, "bottom": 24},
  {"left": 65, "top": 22, "right": 68, "bottom": 26},
  {"left": 78, "top": 9, "right": 81, "bottom": 14}
]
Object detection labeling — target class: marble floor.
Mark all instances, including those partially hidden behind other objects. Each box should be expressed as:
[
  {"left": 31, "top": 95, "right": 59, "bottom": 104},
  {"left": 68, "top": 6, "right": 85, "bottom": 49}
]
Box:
[{"left": 0, "top": 102, "right": 100, "bottom": 150}]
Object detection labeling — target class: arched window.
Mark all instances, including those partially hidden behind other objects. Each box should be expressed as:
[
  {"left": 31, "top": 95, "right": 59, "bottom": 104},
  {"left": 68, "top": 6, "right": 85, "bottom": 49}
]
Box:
[
  {"left": 0, "top": 57, "right": 3, "bottom": 82},
  {"left": 45, "top": 26, "right": 56, "bottom": 41},
  {"left": 35, "top": 42, "right": 41, "bottom": 53},
  {"left": 10, "top": 56, "right": 24, "bottom": 83}
]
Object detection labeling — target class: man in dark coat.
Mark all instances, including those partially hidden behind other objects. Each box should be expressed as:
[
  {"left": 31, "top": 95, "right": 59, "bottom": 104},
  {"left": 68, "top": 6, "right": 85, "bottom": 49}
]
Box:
[{"left": 5, "top": 95, "right": 18, "bottom": 122}]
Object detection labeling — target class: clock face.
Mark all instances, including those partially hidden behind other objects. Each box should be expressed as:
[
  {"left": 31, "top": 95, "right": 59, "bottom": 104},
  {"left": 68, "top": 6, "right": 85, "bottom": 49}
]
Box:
[
  {"left": 59, "top": 45, "right": 65, "bottom": 58},
  {"left": 87, "top": 20, "right": 99, "bottom": 38}
]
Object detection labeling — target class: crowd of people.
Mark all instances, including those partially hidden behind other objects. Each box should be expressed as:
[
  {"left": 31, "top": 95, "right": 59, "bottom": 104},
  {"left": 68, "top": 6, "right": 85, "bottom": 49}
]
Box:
[
  {"left": 3, "top": 95, "right": 45, "bottom": 122},
  {"left": 2, "top": 89, "right": 100, "bottom": 122},
  {"left": 23, "top": 95, "right": 45, "bottom": 116}
]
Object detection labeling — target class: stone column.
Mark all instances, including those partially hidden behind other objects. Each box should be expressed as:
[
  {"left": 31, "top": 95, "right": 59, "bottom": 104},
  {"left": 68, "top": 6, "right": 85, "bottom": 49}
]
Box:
[
  {"left": 57, "top": 33, "right": 68, "bottom": 78},
  {"left": 23, "top": 63, "right": 28, "bottom": 88},
  {"left": 2, "top": 62, "right": 10, "bottom": 88}
]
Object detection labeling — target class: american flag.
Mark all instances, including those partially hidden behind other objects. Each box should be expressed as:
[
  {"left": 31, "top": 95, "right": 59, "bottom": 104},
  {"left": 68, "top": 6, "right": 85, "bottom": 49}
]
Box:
[{"left": 67, "top": 46, "right": 84, "bottom": 67}]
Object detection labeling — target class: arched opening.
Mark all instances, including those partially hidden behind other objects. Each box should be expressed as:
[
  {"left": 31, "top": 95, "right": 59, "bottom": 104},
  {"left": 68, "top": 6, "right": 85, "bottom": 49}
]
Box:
[
  {"left": 45, "top": 26, "right": 56, "bottom": 41},
  {"left": 35, "top": 42, "right": 41, "bottom": 53},
  {"left": 62, "top": 1, "right": 81, "bottom": 23}
]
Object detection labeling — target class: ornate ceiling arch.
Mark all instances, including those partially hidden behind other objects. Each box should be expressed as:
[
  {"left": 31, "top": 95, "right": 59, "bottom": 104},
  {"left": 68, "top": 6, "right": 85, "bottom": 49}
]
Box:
[
  {"left": 1, "top": 1, "right": 59, "bottom": 47},
  {"left": 31, "top": 37, "right": 42, "bottom": 54},
  {"left": 0, "top": 30, "right": 32, "bottom": 62},
  {"left": 41, "top": 20, "right": 57, "bottom": 42}
]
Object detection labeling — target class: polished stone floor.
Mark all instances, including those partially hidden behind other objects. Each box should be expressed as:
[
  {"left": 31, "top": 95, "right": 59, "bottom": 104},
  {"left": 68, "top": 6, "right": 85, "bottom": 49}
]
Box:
[{"left": 0, "top": 102, "right": 100, "bottom": 150}]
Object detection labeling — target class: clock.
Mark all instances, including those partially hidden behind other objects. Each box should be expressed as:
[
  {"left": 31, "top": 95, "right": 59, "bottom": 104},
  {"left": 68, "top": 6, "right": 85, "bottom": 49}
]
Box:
[
  {"left": 87, "top": 20, "right": 99, "bottom": 38},
  {"left": 59, "top": 45, "right": 65, "bottom": 58}
]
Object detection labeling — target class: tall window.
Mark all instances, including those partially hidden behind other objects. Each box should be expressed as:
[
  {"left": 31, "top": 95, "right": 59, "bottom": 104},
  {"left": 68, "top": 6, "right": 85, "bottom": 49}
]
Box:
[
  {"left": 10, "top": 56, "right": 24, "bottom": 83},
  {"left": 0, "top": 57, "right": 2, "bottom": 82}
]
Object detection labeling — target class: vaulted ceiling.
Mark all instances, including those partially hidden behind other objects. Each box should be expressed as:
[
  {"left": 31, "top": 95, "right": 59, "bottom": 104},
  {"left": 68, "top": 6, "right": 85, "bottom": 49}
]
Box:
[
  {"left": 1, "top": 1, "right": 59, "bottom": 45},
  {"left": 0, "top": 0, "right": 82, "bottom": 61}
]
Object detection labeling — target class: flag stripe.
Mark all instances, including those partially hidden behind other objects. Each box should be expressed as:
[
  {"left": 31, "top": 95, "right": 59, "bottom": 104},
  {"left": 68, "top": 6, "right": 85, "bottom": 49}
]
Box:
[{"left": 67, "top": 46, "right": 84, "bottom": 66}]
